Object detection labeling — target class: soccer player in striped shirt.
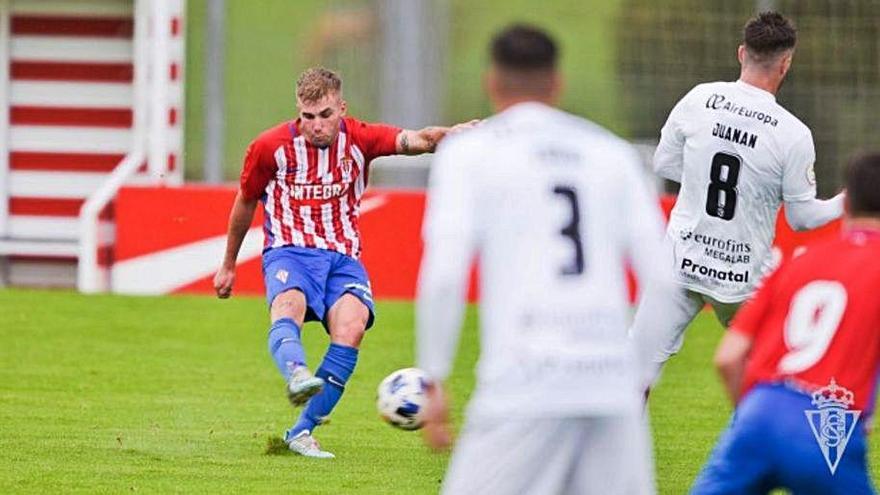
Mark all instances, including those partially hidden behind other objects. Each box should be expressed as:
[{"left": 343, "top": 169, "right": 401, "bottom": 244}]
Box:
[{"left": 213, "top": 67, "right": 473, "bottom": 458}]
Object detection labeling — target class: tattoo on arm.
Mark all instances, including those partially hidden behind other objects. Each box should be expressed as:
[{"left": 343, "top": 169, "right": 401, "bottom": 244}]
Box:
[{"left": 400, "top": 132, "right": 410, "bottom": 153}]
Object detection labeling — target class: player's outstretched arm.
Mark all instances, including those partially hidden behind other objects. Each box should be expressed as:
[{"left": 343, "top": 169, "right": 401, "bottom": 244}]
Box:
[
  {"left": 395, "top": 120, "right": 479, "bottom": 155},
  {"left": 784, "top": 191, "right": 845, "bottom": 231},
  {"left": 213, "top": 190, "right": 259, "bottom": 299}
]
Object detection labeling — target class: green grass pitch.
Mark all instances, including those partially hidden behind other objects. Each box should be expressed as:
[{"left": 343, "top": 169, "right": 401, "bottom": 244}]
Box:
[{"left": 1, "top": 288, "right": 877, "bottom": 493}]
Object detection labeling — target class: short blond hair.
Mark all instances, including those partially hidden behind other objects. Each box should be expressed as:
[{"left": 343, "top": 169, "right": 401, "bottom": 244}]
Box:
[{"left": 296, "top": 67, "right": 343, "bottom": 103}]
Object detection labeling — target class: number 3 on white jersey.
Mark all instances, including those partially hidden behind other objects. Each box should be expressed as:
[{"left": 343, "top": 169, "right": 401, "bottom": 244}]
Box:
[{"left": 778, "top": 281, "right": 848, "bottom": 374}]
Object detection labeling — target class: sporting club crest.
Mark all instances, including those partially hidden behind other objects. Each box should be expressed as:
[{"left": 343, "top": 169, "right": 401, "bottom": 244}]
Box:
[
  {"left": 804, "top": 378, "right": 861, "bottom": 474},
  {"left": 339, "top": 157, "right": 354, "bottom": 177}
]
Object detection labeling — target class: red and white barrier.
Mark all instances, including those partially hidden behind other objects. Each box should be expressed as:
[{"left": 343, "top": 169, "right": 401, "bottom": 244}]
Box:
[
  {"left": 0, "top": 0, "right": 186, "bottom": 289},
  {"left": 111, "top": 185, "right": 841, "bottom": 301},
  {"left": 2, "top": 0, "right": 138, "bottom": 256}
]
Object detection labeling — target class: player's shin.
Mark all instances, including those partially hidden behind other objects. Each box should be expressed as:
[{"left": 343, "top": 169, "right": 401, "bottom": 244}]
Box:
[
  {"left": 267, "top": 318, "right": 307, "bottom": 380},
  {"left": 290, "top": 343, "right": 359, "bottom": 436}
]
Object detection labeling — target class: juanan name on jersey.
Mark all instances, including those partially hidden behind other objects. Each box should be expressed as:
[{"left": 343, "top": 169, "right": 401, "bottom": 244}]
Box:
[
  {"left": 712, "top": 122, "right": 758, "bottom": 149},
  {"left": 681, "top": 258, "right": 750, "bottom": 283}
]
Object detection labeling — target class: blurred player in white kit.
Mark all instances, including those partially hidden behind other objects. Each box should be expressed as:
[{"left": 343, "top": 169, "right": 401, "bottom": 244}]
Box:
[
  {"left": 415, "top": 24, "right": 674, "bottom": 495},
  {"left": 630, "top": 12, "right": 844, "bottom": 389}
]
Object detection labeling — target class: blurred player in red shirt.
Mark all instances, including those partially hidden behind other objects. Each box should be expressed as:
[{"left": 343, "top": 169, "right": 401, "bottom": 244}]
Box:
[
  {"left": 213, "top": 67, "right": 474, "bottom": 458},
  {"left": 693, "top": 152, "right": 880, "bottom": 494}
]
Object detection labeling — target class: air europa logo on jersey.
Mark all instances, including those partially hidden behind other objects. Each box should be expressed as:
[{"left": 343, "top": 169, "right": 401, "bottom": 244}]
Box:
[
  {"left": 705, "top": 94, "right": 779, "bottom": 127},
  {"left": 681, "top": 258, "right": 749, "bottom": 283}
]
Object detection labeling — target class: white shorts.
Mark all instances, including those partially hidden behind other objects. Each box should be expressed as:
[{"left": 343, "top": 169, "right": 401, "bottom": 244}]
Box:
[
  {"left": 441, "top": 414, "right": 655, "bottom": 495},
  {"left": 630, "top": 283, "right": 741, "bottom": 387}
]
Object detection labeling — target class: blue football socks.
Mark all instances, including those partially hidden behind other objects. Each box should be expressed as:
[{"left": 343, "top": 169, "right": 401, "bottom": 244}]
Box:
[
  {"left": 289, "top": 343, "right": 359, "bottom": 438},
  {"left": 267, "top": 318, "right": 307, "bottom": 381}
]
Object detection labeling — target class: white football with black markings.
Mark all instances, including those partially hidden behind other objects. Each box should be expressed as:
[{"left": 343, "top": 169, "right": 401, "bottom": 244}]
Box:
[{"left": 376, "top": 367, "right": 430, "bottom": 430}]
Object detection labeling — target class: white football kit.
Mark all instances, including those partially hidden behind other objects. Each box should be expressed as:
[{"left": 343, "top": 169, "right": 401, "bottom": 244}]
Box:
[
  {"left": 417, "top": 102, "right": 674, "bottom": 495},
  {"left": 632, "top": 80, "right": 844, "bottom": 385}
]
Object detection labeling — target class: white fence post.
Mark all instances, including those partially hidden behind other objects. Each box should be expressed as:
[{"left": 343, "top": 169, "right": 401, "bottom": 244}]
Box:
[
  {"left": 77, "top": 0, "right": 151, "bottom": 293},
  {"left": 148, "top": 0, "right": 170, "bottom": 181}
]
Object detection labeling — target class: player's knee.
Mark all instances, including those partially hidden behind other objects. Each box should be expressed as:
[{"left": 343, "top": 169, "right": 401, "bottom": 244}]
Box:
[
  {"left": 270, "top": 289, "right": 307, "bottom": 326},
  {"left": 331, "top": 324, "right": 366, "bottom": 348},
  {"left": 331, "top": 309, "right": 369, "bottom": 347}
]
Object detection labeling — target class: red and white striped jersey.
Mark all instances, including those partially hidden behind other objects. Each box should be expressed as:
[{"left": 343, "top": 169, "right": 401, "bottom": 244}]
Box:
[{"left": 240, "top": 117, "right": 400, "bottom": 258}]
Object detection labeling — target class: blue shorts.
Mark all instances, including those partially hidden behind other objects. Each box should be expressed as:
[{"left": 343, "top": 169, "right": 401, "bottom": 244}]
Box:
[
  {"left": 262, "top": 246, "right": 375, "bottom": 331},
  {"left": 691, "top": 383, "right": 874, "bottom": 495}
]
